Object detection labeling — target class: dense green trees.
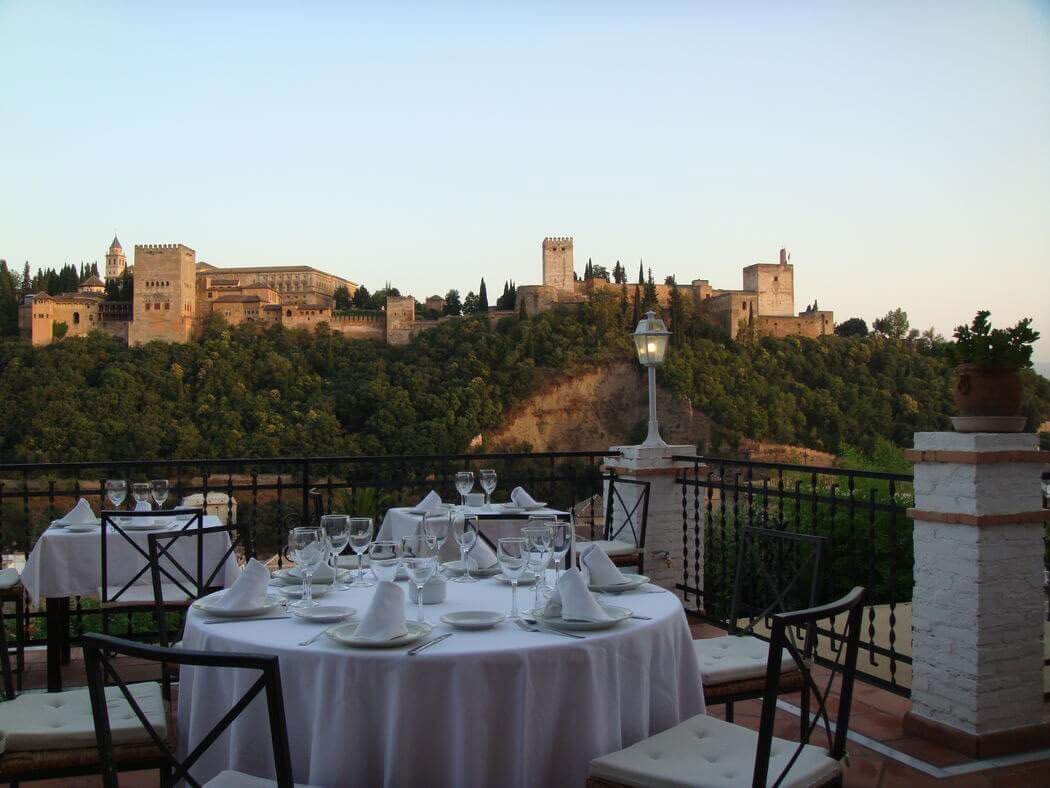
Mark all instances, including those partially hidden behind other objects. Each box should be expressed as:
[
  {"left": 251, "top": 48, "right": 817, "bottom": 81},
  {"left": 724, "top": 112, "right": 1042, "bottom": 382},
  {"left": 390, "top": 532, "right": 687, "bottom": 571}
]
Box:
[{"left": 0, "top": 261, "right": 21, "bottom": 337}]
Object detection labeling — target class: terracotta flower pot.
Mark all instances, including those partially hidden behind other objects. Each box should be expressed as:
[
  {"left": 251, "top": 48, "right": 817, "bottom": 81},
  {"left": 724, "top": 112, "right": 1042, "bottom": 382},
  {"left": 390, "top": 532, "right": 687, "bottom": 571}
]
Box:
[{"left": 952, "top": 364, "right": 1025, "bottom": 432}]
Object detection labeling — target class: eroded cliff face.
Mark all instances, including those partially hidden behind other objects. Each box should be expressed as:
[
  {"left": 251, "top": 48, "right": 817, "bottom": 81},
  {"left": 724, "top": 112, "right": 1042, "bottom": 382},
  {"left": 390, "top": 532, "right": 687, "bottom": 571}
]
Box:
[{"left": 484, "top": 362, "right": 710, "bottom": 452}]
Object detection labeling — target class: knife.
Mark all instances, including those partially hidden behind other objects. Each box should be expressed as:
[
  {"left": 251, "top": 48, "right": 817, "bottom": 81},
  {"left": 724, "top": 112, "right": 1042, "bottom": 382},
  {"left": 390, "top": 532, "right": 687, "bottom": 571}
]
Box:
[
  {"left": 202, "top": 615, "right": 291, "bottom": 625},
  {"left": 407, "top": 632, "right": 453, "bottom": 655}
]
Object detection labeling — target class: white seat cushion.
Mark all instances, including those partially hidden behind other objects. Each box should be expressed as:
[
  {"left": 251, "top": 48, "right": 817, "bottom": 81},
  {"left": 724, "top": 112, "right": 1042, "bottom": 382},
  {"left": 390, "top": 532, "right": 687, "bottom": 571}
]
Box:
[
  {"left": 578, "top": 539, "right": 638, "bottom": 557},
  {"left": 693, "top": 635, "right": 798, "bottom": 685},
  {"left": 0, "top": 682, "right": 166, "bottom": 754},
  {"left": 0, "top": 568, "right": 20, "bottom": 590},
  {"left": 204, "top": 769, "right": 321, "bottom": 788},
  {"left": 589, "top": 712, "right": 841, "bottom": 788}
]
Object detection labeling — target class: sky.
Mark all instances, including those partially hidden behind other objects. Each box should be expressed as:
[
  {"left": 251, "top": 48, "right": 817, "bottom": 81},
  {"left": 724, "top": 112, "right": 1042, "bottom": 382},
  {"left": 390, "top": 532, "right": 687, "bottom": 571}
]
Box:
[{"left": 1, "top": 1, "right": 1048, "bottom": 358}]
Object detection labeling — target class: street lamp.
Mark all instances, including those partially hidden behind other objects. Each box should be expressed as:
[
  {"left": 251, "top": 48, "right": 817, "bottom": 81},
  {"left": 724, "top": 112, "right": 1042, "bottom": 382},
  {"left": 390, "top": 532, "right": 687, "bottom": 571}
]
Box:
[{"left": 632, "top": 310, "right": 671, "bottom": 448}]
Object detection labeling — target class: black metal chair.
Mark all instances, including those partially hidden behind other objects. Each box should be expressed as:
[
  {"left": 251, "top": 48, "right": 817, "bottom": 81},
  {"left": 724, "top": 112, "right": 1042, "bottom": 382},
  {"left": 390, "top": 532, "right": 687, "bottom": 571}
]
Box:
[
  {"left": 588, "top": 586, "right": 867, "bottom": 788},
  {"left": 83, "top": 633, "right": 296, "bottom": 788},
  {"left": 0, "top": 608, "right": 168, "bottom": 786},
  {"left": 308, "top": 488, "right": 328, "bottom": 525},
  {"left": 695, "top": 526, "right": 826, "bottom": 721},
  {"left": 575, "top": 475, "right": 651, "bottom": 573}
]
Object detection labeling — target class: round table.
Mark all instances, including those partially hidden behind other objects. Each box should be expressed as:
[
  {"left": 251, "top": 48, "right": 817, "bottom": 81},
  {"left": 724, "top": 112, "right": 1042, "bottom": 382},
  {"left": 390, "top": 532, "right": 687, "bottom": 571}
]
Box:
[{"left": 178, "top": 574, "right": 704, "bottom": 787}]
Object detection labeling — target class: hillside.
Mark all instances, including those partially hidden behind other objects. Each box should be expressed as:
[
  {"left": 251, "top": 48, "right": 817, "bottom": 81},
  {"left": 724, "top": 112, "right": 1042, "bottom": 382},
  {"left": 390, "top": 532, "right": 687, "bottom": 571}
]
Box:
[{"left": 0, "top": 302, "right": 1047, "bottom": 464}]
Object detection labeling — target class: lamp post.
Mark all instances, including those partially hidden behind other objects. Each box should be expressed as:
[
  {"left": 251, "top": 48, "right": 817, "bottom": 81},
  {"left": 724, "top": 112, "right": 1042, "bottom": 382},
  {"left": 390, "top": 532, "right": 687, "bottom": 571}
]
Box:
[{"left": 632, "top": 310, "right": 671, "bottom": 448}]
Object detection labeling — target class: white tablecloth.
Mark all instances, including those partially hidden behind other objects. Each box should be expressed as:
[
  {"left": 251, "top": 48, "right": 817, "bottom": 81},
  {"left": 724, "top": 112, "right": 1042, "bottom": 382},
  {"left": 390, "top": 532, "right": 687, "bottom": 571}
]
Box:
[
  {"left": 21, "top": 515, "right": 240, "bottom": 604},
  {"left": 179, "top": 575, "right": 704, "bottom": 787},
  {"left": 379, "top": 505, "right": 570, "bottom": 562}
]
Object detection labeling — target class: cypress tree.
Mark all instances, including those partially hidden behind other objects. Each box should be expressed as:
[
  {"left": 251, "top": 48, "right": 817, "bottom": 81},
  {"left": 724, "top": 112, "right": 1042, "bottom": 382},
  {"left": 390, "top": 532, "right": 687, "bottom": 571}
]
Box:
[
  {"left": 478, "top": 278, "right": 489, "bottom": 312},
  {"left": 21, "top": 262, "right": 30, "bottom": 295},
  {"left": 637, "top": 260, "right": 644, "bottom": 284},
  {"left": 630, "top": 288, "right": 641, "bottom": 326}
]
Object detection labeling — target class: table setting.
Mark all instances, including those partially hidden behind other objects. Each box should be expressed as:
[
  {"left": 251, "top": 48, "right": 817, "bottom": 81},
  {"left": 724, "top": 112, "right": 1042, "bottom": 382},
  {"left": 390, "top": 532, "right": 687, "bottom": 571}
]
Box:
[{"left": 177, "top": 517, "right": 705, "bottom": 787}]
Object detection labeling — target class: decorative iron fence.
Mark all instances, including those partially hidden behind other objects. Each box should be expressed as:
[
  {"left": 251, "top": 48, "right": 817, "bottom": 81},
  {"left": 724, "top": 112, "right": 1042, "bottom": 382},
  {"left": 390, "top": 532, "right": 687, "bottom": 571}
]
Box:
[
  {"left": 675, "top": 455, "right": 915, "bottom": 696},
  {"left": 0, "top": 450, "right": 619, "bottom": 646}
]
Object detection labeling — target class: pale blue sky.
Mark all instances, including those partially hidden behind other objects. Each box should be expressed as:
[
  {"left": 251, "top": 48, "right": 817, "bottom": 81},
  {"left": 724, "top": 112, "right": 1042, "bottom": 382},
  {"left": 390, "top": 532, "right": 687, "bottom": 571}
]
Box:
[{"left": 1, "top": 1, "right": 1047, "bottom": 358}]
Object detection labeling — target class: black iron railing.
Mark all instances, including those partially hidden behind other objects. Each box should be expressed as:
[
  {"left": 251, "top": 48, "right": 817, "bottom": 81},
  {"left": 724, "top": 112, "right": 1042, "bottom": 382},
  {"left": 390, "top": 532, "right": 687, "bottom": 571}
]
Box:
[
  {"left": 0, "top": 450, "right": 619, "bottom": 646},
  {"left": 675, "top": 455, "right": 914, "bottom": 696}
]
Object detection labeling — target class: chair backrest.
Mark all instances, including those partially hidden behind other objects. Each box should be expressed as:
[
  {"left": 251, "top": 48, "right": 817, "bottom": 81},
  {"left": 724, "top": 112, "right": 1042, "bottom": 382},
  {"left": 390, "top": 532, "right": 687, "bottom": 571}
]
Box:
[
  {"left": 728, "top": 526, "right": 825, "bottom": 637},
  {"left": 308, "top": 487, "right": 328, "bottom": 525},
  {"left": 147, "top": 522, "right": 246, "bottom": 647},
  {"left": 99, "top": 509, "right": 206, "bottom": 607},
  {"left": 82, "top": 633, "right": 294, "bottom": 788},
  {"left": 603, "top": 475, "right": 651, "bottom": 548},
  {"left": 752, "top": 586, "right": 866, "bottom": 788}
]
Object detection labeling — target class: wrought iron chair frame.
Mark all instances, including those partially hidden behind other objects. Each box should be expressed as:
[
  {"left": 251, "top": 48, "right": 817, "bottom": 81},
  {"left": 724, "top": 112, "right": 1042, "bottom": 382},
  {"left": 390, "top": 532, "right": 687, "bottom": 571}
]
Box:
[{"left": 598, "top": 475, "right": 651, "bottom": 573}]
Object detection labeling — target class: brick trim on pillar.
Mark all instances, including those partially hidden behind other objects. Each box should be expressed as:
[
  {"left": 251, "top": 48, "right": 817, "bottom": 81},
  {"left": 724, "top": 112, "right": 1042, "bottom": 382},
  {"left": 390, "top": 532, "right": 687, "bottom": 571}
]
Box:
[
  {"left": 903, "top": 449, "right": 1048, "bottom": 464},
  {"left": 902, "top": 712, "right": 1050, "bottom": 759},
  {"left": 906, "top": 508, "right": 1049, "bottom": 526}
]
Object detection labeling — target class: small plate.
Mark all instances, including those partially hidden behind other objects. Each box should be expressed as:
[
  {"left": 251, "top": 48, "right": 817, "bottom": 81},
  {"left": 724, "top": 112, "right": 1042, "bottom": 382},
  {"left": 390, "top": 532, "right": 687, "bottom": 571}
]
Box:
[
  {"left": 275, "top": 567, "right": 351, "bottom": 585},
  {"left": 527, "top": 605, "right": 632, "bottom": 631},
  {"left": 327, "top": 620, "right": 431, "bottom": 648},
  {"left": 587, "top": 573, "right": 651, "bottom": 593},
  {"left": 276, "top": 583, "right": 331, "bottom": 599},
  {"left": 441, "top": 610, "right": 505, "bottom": 630},
  {"left": 291, "top": 605, "right": 355, "bottom": 623},
  {"left": 119, "top": 519, "right": 169, "bottom": 531},
  {"left": 496, "top": 504, "right": 525, "bottom": 514},
  {"left": 193, "top": 590, "right": 285, "bottom": 619},
  {"left": 493, "top": 572, "right": 538, "bottom": 586},
  {"left": 51, "top": 518, "right": 101, "bottom": 529},
  {"left": 408, "top": 508, "right": 443, "bottom": 516},
  {"left": 66, "top": 524, "right": 100, "bottom": 533},
  {"left": 520, "top": 502, "right": 548, "bottom": 511},
  {"left": 441, "top": 560, "right": 501, "bottom": 577}
]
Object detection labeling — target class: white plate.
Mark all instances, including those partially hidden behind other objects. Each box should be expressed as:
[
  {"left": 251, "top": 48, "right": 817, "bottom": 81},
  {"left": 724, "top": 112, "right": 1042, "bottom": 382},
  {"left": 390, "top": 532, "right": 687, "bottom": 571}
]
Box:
[
  {"left": 119, "top": 519, "right": 170, "bottom": 531},
  {"left": 193, "top": 590, "right": 285, "bottom": 619},
  {"left": 327, "top": 620, "right": 431, "bottom": 648},
  {"left": 495, "top": 504, "right": 525, "bottom": 514},
  {"left": 275, "top": 567, "right": 351, "bottom": 585},
  {"left": 527, "top": 605, "right": 632, "bottom": 631},
  {"left": 441, "top": 560, "right": 501, "bottom": 577},
  {"left": 51, "top": 518, "right": 101, "bottom": 529},
  {"left": 276, "top": 583, "right": 331, "bottom": 599},
  {"left": 587, "top": 573, "right": 651, "bottom": 593},
  {"left": 521, "top": 502, "right": 548, "bottom": 511},
  {"left": 408, "top": 508, "right": 443, "bottom": 516},
  {"left": 493, "top": 572, "right": 538, "bottom": 586},
  {"left": 440, "top": 610, "right": 505, "bottom": 630},
  {"left": 291, "top": 605, "right": 355, "bottom": 623},
  {"left": 66, "top": 524, "right": 100, "bottom": 533}
]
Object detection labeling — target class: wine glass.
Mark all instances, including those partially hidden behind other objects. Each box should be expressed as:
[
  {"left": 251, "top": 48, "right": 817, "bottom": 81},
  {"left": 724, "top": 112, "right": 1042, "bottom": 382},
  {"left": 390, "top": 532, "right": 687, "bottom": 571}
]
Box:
[
  {"left": 150, "top": 479, "right": 169, "bottom": 511},
  {"left": 368, "top": 540, "right": 402, "bottom": 584},
  {"left": 402, "top": 534, "right": 439, "bottom": 623},
  {"left": 105, "top": 480, "right": 127, "bottom": 509},
  {"left": 423, "top": 511, "right": 450, "bottom": 574},
  {"left": 497, "top": 538, "right": 528, "bottom": 619},
  {"left": 348, "top": 517, "right": 375, "bottom": 587},
  {"left": 523, "top": 524, "right": 553, "bottom": 612},
  {"left": 550, "top": 518, "right": 573, "bottom": 587},
  {"left": 479, "top": 469, "right": 497, "bottom": 505},
  {"left": 320, "top": 514, "right": 349, "bottom": 579},
  {"left": 289, "top": 527, "right": 325, "bottom": 608},
  {"left": 454, "top": 471, "right": 474, "bottom": 506},
  {"left": 131, "top": 482, "right": 150, "bottom": 509},
  {"left": 528, "top": 514, "right": 558, "bottom": 589},
  {"left": 451, "top": 514, "right": 479, "bottom": 583}
]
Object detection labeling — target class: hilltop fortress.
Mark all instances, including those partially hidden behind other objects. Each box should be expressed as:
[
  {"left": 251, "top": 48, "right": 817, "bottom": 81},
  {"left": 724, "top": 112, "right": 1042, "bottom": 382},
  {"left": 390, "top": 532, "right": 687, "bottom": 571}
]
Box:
[{"left": 19, "top": 234, "right": 833, "bottom": 347}]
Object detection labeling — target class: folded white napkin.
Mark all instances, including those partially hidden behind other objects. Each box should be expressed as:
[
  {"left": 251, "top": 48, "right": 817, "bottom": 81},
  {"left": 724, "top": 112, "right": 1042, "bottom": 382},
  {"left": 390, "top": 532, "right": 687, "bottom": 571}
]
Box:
[
  {"left": 510, "top": 487, "right": 539, "bottom": 508},
  {"left": 57, "top": 498, "right": 97, "bottom": 525},
  {"left": 0, "top": 568, "right": 20, "bottom": 590},
  {"left": 355, "top": 580, "right": 409, "bottom": 640},
  {"left": 467, "top": 539, "right": 498, "bottom": 570},
  {"left": 211, "top": 559, "right": 270, "bottom": 611},
  {"left": 580, "top": 543, "right": 629, "bottom": 586},
  {"left": 416, "top": 490, "right": 442, "bottom": 512},
  {"left": 543, "top": 568, "right": 611, "bottom": 621}
]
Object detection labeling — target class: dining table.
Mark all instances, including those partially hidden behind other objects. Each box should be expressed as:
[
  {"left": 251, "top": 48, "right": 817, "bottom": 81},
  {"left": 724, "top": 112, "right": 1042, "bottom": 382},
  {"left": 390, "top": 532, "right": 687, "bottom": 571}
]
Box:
[
  {"left": 21, "top": 513, "right": 240, "bottom": 690},
  {"left": 177, "top": 572, "right": 705, "bottom": 787}
]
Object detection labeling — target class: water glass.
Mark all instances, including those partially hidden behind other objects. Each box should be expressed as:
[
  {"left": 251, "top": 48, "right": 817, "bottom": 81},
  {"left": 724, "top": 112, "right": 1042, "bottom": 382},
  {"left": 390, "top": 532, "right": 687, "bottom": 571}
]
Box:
[
  {"left": 451, "top": 514, "right": 479, "bottom": 583},
  {"left": 150, "top": 479, "right": 169, "bottom": 510},
  {"left": 523, "top": 524, "right": 553, "bottom": 611},
  {"left": 348, "top": 517, "right": 375, "bottom": 587},
  {"left": 497, "top": 538, "right": 528, "bottom": 619},
  {"left": 320, "top": 514, "right": 350, "bottom": 575},
  {"left": 368, "top": 540, "right": 402, "bottom": 584},
  {"left": 479, "top": 469, "right": 497, "bottom": 504},
  {"left": 402, "top": 534, "right": 439, "bottom": 623},
  {"left": 131, "top": 482, "right": 150, "bottom": 508},
  {"left": 454, "top": 471, "right": 474, "bottom": 506},
  {"left": 105, "top": 480, "right": 127, "bottom": 509},
  {"left": 550, "top": 518, "right": 573, "bottom": 586},
  {"left": 289, "top": 527, "right": 325, "bottom": 607}
]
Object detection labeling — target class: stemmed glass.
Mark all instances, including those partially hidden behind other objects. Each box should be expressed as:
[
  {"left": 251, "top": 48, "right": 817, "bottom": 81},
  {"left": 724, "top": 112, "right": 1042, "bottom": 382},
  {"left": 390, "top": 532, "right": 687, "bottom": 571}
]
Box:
[
  {"left": 451, "top": 514, "right": 479, "bottom": 583},
  {"left": 320, "top": 514, "right": 349, "bottom": 580},
  {"left": 550, "top": 518, "right": 573, "bottom": 588},
  {"left": 479, "top": 469, "right": 497, "bottom": 505},
  {"left": 289, "top": 527, "right": 325, "bottom": 608},
  {"left": 105, "top": 480, "right": 127, "bottom": 509},
  {"left": 455, "top": 471, "right": 474, "bottom": 506},
  {"left": 368, "top": 540, "right": 402, "bottom": 584},
  {"left": 150, "top": 479, "right": 169, "bottom": 511},
  {"left": 348, "top": 517, "right": 375, "bottom": 587},
  {"left": 402, "top": 534, "right": 439, "bottom": 623},
  {"left": 423, "top": 511, "right": 451, "bottom": 574},
  {"left": 131, "top": 482, "right": 150, "bottom": 510},
  {"left": 523, "top": 524, "right": 553, "bottom": 612},
  {"left": 497, "top": 538, "right": 528, "bottom": 619}
]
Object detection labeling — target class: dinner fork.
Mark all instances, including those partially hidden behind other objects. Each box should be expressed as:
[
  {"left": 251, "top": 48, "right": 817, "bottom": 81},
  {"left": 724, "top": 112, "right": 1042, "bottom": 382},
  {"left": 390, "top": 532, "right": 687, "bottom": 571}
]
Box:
[
  {"left": 514, "top": 619, "right": 585, "bottom": 639},
  {"left": 298, "top": 626, "right": 340, "bottom": 646}
]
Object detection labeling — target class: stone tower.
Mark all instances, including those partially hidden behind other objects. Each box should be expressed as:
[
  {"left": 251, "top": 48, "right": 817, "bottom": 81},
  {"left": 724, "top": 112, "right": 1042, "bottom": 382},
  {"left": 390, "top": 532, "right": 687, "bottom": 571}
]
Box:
[
  {"left": 542, "top": 237, "right": 575, "bottom": 293},
  {"left": 742, "top": 247, "right": 795, "bottom": 317},
  {"left": 128, "top": 243, "right": 197, "bottom": 344},
  {"left": 105, "top": 236, "right": 127, "bottom": 280}
]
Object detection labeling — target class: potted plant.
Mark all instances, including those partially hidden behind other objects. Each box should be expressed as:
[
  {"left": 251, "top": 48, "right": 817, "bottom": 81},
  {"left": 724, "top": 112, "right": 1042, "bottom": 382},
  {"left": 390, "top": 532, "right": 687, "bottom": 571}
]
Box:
[{"left": 949, "top": 310, "right": 1040, "bottom": 432}]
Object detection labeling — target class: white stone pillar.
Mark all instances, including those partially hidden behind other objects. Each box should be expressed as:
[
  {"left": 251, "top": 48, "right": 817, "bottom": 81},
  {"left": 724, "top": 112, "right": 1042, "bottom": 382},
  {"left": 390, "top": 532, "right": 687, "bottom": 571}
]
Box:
[
  {"left": 903, "top": 432, "right": 1049, "bottom": 757},
  {"left": 601, "top": 444, "right": 698, "bottom": 591}
]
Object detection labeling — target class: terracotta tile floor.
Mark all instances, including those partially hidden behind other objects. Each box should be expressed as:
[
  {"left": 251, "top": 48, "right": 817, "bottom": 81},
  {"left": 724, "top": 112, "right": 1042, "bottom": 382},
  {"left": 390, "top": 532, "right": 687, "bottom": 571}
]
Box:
[{"left": 10, "top": 630, "right": 1050, "bottom": 786}]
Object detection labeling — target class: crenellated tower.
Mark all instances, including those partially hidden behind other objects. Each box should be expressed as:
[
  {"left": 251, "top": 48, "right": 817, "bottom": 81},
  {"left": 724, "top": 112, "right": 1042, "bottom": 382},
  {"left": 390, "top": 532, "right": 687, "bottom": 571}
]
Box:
[{"left": 542, "top": 237, "right": 575, "bottom": 293}]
